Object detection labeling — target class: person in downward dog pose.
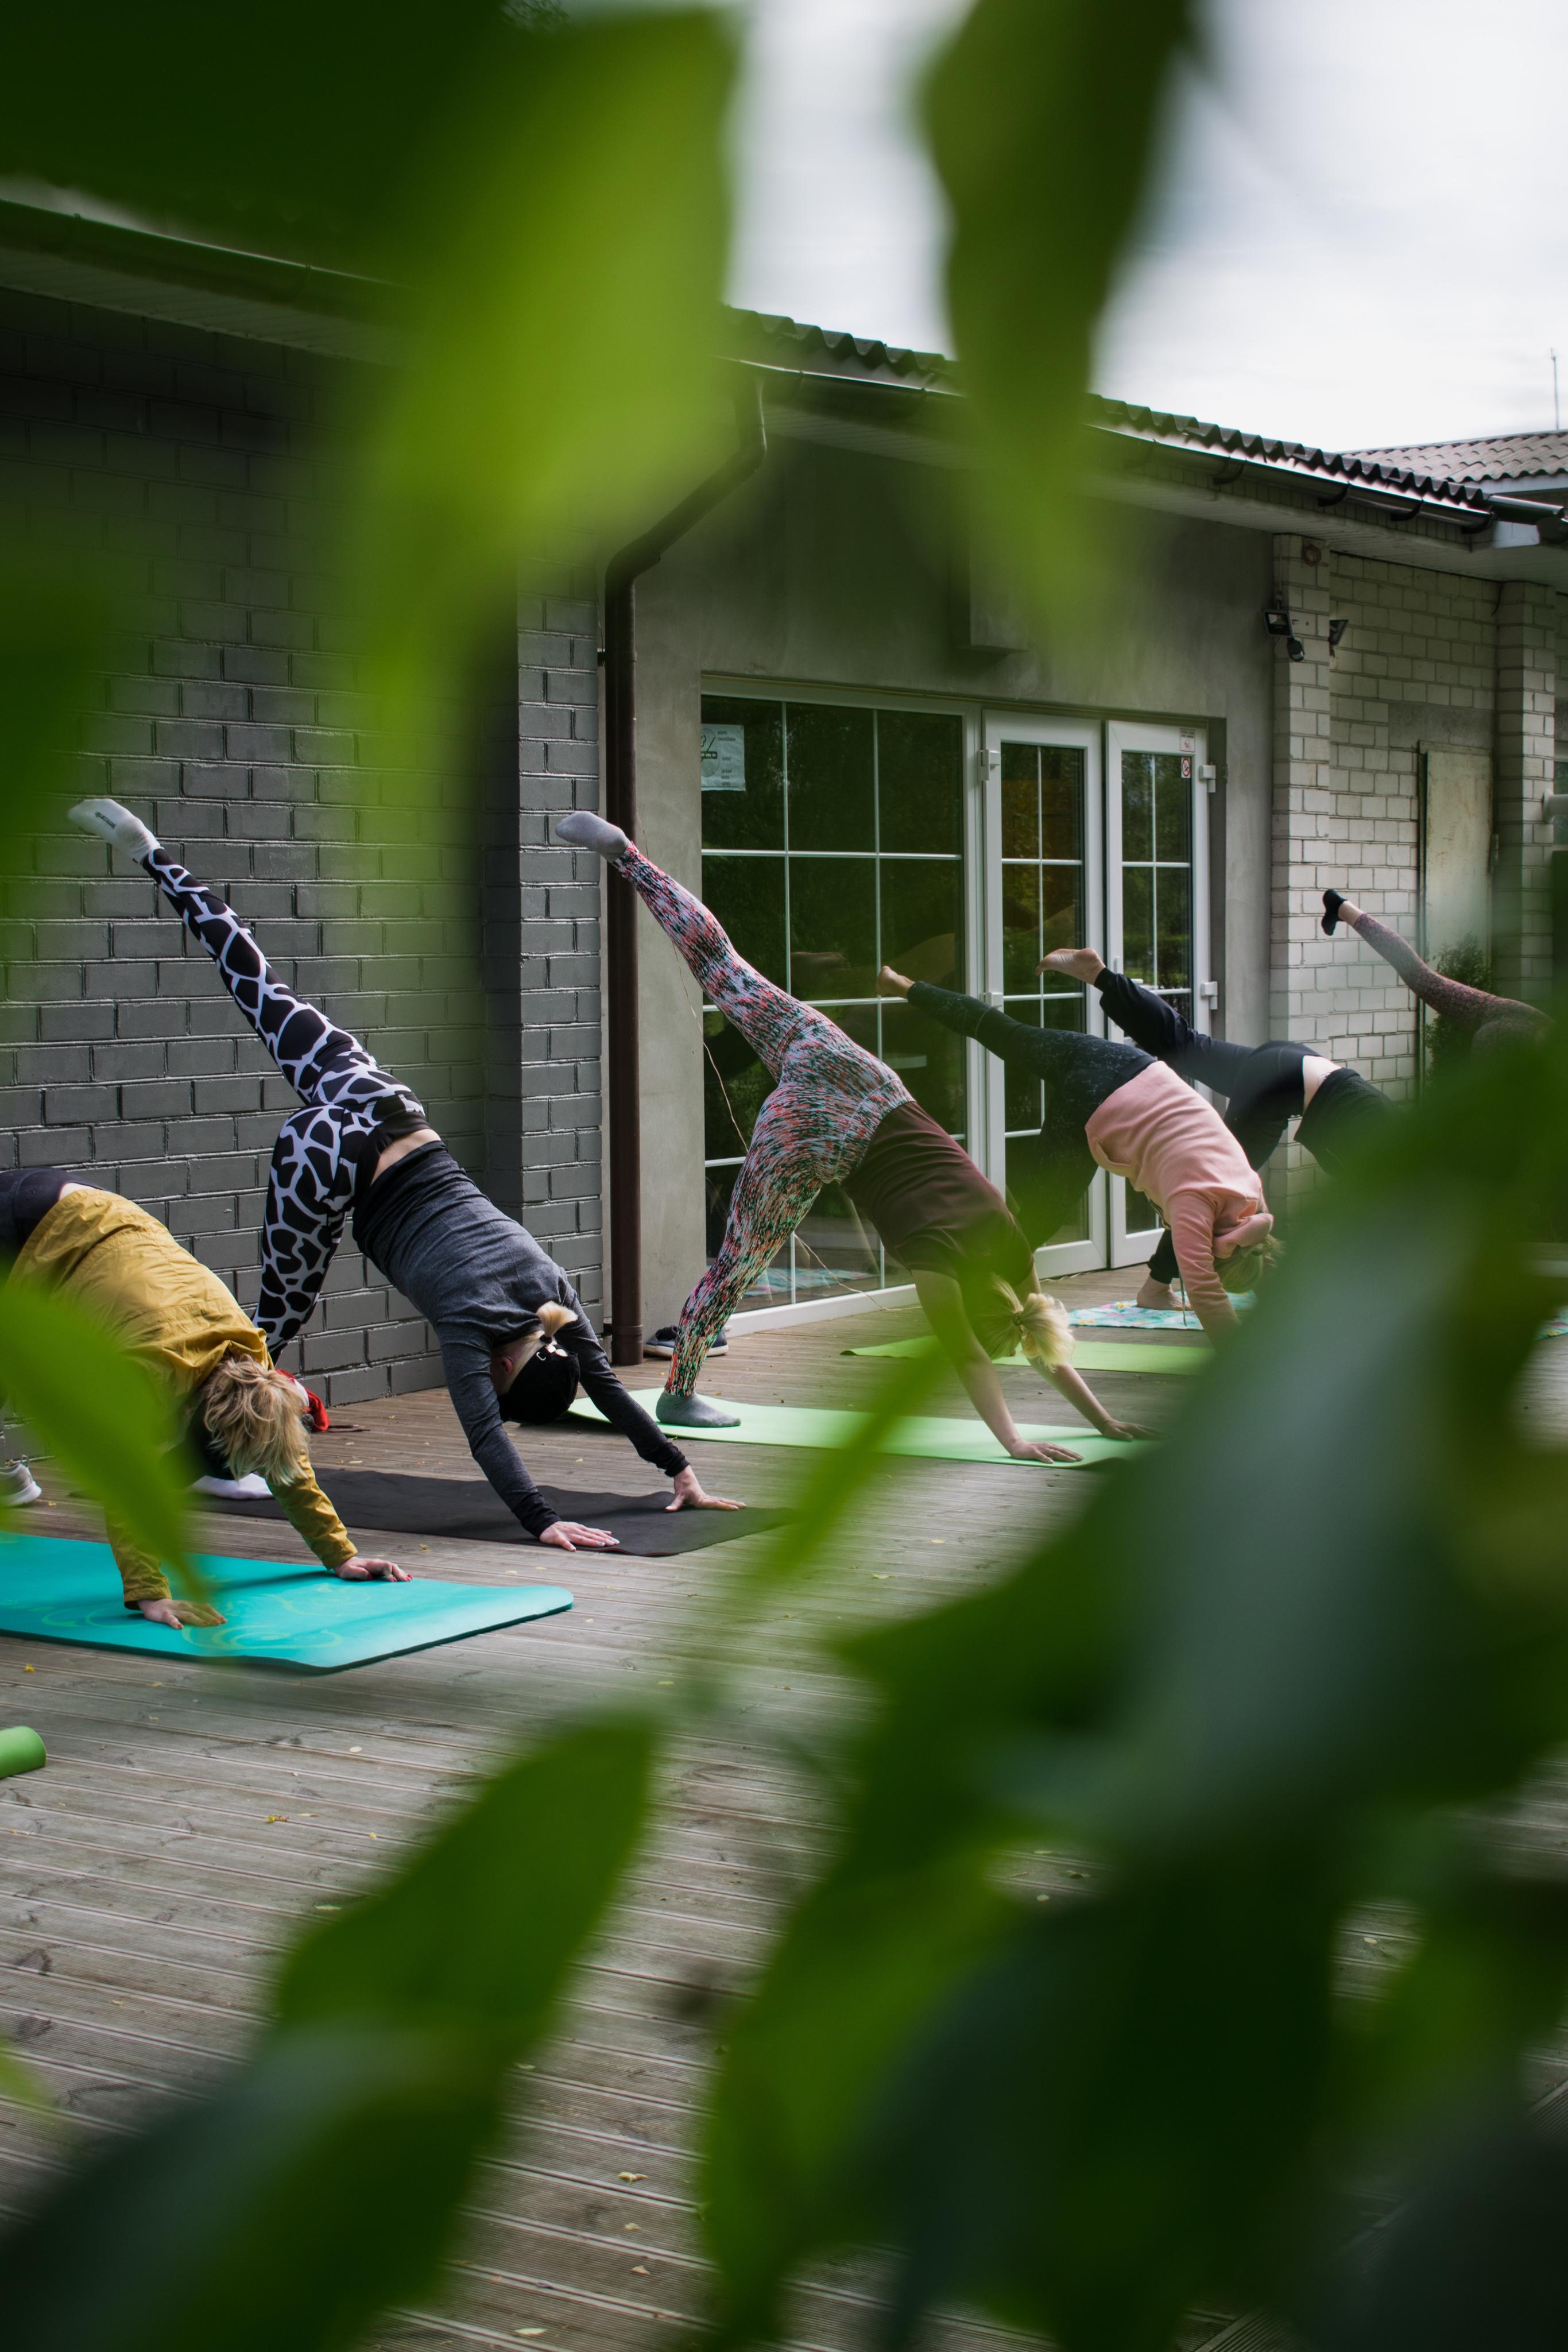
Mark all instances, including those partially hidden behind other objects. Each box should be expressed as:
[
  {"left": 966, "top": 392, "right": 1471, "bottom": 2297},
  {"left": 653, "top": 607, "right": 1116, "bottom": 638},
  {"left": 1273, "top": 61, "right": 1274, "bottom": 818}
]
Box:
[
  {"left": 875, "top": 968, "right": 1279, "bottom": 1343},
  {"left": 1321, "top": 889, "right": 1549, "bottom": 1053},
  {"left": 0, "top": 1167, "right": 406, "bottom": 1628},
  {"left": 555, "top": 812, "right": 1144, "bottom": 1461},
  {"left": 1037, "top": 946, "right": 1395, "bottom": 1309},
  {"left": 68, "top": 799, "right": 738, "bottom": 1552}
]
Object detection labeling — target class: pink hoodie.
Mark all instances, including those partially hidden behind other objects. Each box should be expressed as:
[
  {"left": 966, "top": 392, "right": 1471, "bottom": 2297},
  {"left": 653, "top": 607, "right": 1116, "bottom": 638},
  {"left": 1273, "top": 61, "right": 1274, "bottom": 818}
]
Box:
[{"left": 1085, "top": 1062, "right": 1270, "bottom": 1333}]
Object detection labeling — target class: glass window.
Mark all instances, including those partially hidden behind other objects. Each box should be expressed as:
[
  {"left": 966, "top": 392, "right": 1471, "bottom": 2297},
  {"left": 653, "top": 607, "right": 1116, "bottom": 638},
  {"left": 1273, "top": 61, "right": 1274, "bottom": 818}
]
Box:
[
  {"left": 700, "top": 695, "right": 966, "bottom": 1306},
  {"left": 998, "top": 742, "right": 1088, "bottom": 1246},
  {"left": 1120, "top": 749, "right": 1193, "bottom": 1013}
]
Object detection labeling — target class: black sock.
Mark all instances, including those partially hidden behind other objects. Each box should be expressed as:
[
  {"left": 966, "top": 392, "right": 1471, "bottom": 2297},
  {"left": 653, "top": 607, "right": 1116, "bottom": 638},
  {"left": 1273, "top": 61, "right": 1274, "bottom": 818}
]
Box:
[{"left": 1322, "top": 888, "right": 1346, "bottom": 937}]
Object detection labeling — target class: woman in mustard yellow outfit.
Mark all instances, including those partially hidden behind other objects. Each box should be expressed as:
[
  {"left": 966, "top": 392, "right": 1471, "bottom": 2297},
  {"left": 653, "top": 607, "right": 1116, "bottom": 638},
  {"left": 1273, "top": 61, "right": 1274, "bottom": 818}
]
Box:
[{"left": 6, "top": 1173, "right": 407, "bottom": 1628}]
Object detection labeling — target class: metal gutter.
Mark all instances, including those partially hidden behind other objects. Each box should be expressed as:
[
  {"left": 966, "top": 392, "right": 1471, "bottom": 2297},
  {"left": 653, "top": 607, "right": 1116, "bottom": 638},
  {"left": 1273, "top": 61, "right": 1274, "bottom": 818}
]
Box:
[{"left": 600, "top": 380, "right": 768, "bottom": 1366}]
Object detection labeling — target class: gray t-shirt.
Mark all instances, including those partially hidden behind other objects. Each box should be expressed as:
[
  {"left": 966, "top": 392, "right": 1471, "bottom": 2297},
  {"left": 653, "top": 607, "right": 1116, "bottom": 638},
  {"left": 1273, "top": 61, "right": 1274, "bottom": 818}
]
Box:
[{"left": 353, "top": 1142, "right": 684, "bottom": 1535}]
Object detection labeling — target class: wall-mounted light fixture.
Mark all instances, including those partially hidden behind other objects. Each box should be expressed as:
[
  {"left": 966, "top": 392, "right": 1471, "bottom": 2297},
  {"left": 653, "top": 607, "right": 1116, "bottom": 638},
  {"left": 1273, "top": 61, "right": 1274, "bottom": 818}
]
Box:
[
  {"left": 1264, "top": 606, "right": 1306, "bottom": 662},
  {"left": 1327, "top": 617, "right": 1349, "bottom": 651},
  {"left": 1543, "top": 792, "right": 1568, "bottom": 823}
]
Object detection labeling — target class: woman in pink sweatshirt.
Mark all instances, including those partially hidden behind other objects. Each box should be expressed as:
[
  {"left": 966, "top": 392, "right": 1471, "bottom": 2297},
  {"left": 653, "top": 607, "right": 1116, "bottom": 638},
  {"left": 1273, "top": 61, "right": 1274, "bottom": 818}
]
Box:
[{"left": 881, "top": 974, "right": 1277, "bottom": 1339}]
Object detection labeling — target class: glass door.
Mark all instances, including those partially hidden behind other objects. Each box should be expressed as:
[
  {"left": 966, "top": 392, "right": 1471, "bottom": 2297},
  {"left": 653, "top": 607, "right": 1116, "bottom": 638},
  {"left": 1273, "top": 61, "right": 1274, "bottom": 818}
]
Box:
[
  {"left": 980, "top": 716, "right": 1106, "bottom": 1276},
  {"left": 1105, "top": 720, "right": 1211, "bottom": 1267}
]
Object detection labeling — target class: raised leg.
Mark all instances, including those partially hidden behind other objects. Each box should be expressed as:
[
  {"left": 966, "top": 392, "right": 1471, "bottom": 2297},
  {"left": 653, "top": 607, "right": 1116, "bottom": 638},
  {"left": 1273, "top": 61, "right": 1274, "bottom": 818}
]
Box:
[
  {"left": 254, "top": 1106, "right": 358, "bottom": 1352},
  {"left": 1329, "top": 897, "right": 1544, "bottom": 1039},
  {"left": 614, "top": 842, "right": 817, "bottom": 1078}
]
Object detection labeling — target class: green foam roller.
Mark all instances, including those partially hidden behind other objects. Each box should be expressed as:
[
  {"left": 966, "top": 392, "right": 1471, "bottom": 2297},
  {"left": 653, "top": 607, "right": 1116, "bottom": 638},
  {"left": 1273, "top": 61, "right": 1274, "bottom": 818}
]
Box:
[{"left": 0, "top": 1726, "right": 46, "bottom": 1780}]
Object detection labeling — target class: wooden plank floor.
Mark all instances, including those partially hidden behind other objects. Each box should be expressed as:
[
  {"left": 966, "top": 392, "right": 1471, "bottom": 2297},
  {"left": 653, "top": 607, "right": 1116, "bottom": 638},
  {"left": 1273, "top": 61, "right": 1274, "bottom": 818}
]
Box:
[{"left": 2, "top": 1268, "right": 1565, "bottom": 2351}]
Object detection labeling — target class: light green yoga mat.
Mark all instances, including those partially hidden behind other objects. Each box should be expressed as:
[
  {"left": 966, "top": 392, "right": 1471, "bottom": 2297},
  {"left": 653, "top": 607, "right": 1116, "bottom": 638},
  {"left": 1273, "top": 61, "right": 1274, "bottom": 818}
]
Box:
[
  {"left": 571, "top": 1392, "right": 1138, "bottom": 1469},
  {"left": 843, "top": 1337, "right": 1207, "bottom": 1375}
]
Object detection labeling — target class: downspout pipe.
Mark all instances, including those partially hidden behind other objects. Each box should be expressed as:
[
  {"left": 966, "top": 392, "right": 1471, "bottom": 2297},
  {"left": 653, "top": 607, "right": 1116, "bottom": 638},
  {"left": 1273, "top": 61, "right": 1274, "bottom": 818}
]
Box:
[{"left": 601, "top": 380, "right": 768, "bottom": 1364}]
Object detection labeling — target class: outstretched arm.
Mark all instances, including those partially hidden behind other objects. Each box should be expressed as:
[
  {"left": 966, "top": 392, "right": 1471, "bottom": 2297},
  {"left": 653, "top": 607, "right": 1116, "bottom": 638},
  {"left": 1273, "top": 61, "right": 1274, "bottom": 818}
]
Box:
[{"left": 911, "top": 1268, "right": 1082, "bottom": 1461}]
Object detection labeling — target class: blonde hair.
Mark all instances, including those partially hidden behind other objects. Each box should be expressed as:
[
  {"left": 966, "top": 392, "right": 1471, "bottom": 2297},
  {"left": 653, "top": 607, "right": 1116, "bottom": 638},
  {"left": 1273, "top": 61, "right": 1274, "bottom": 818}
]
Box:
[
  {"left": 199, "top": 1355, "right": 309, "bottom": 1488},
  {"left": 495, "top": 1301, "right": 576, "bottom": 1392},
  {"left": 988, "top": 1279, "right": 1074, "bottom": 1372},
  {"left": 1217, "top": 1236, "right": 1282, "bottom": 1296}
]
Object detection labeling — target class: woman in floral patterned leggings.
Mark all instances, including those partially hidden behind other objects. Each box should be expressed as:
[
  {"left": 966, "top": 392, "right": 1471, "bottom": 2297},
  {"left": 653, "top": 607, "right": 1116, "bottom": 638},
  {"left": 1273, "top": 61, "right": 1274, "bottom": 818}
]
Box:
[
  {"left": 558, "top": 814, "right": 1142, "bottom": 1460},
  {"left": 575, "top": 826, "right": 908, "bottom": 1421}
]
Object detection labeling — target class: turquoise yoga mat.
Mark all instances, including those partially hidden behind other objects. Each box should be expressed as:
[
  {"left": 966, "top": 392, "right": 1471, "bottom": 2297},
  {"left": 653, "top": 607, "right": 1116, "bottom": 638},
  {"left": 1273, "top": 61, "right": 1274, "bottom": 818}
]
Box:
[
  {"left": 571, "top": 1392, "right": 1139, "bottom": 1469},
  {"left": 0, "top": 1535, "right": 571, "bottom": 1673},
  {"left": 843, "top": 1337, "right": 1207, "bottom": 1375}
]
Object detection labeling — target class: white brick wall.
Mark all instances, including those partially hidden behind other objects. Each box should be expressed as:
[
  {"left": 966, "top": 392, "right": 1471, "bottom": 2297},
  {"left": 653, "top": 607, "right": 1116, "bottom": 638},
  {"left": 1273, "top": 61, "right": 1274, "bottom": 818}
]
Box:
[{"left": 1268, "top": 532, "right": 1558, "bottom": 1218}]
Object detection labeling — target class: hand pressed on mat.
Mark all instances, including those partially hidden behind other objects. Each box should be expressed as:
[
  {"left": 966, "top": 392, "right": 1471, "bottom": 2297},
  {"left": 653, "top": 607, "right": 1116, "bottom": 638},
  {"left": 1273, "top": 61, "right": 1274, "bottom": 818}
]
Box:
[
  {"left": 137, "top": 1596, "right": 226, "bottom": 1630},
  {"left": 539, "top": 1520, "right": 620, "bottom": 1553},
  {"left": 665, "top": 1466, "right": 742, "bottom": 1515},
  {"left": 333, "top": 1554, "right": 411, "bottom": 1583}
]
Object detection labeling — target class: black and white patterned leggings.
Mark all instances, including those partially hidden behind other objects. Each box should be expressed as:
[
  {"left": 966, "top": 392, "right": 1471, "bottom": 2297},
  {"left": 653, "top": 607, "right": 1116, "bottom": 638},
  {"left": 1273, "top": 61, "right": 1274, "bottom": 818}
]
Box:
[{"left": 142, "top": 847, "right": 427, "bottom": 1350}]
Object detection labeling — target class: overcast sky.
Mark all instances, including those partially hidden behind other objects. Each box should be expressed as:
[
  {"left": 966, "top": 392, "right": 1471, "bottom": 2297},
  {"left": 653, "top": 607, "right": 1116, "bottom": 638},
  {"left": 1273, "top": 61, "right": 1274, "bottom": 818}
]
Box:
[{"left": 727, "top": 0, "right": 1568, "bottom": 454}]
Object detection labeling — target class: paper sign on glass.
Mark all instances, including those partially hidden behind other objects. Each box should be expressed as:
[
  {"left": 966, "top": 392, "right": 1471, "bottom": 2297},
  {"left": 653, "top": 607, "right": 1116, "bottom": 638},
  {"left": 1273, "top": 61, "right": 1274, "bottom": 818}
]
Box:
[{"left": 701, "top": 721, "right": 746, "bottom": 792}]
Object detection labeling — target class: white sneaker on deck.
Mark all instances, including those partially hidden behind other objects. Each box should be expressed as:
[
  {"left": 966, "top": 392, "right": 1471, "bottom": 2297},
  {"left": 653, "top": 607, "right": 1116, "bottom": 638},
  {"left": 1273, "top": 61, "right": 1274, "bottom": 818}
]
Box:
[
  {"left": 0, "top": 1463, "right": 43, "bottom": 1507},
  {"left": 190, "top": 1472, "right": 271, "bottom": 1500}
]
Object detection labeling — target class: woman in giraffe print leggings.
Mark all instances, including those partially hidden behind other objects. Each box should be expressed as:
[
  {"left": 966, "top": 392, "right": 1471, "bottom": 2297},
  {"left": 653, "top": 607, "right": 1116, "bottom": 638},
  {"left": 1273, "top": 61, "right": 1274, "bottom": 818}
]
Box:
[
  {"left": 556, "top": 811, "right": 1144, "bottom": 1459},
  {"left": 68, "top": 797, "right": 740, "bottom": 1549}
]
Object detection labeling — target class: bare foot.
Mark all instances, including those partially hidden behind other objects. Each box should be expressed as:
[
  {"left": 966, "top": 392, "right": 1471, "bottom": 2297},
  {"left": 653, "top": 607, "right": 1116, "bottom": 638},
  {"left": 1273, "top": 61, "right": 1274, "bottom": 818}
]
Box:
[
  {"left": 877, "top": 965, "right": 913, "bottom": 997},
  {"left": 138, "top": 1596, "right": 226, "bottom": 1629},
  {"left": 1037, "top": 947, "right": 1105, "bottom": 984},
  {"left": 1136, "top": 1276, "right": 1180, "bottom": 1312}
]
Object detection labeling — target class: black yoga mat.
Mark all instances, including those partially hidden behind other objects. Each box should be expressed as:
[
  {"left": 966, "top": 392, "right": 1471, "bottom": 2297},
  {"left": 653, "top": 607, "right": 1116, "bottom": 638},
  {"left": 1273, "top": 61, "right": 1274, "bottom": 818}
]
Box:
[{"left": 204, "top": 1469, "right": 792, "bottom": 1556}]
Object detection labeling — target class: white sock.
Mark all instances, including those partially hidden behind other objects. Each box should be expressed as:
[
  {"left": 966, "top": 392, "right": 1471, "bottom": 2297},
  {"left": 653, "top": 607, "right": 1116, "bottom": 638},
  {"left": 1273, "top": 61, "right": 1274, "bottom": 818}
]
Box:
[
  {"left": 555, "top": 811, "right": 629, "bottom": 861},
  {"left": 69, "top": 797, "right": 159, "bottom": 862}
]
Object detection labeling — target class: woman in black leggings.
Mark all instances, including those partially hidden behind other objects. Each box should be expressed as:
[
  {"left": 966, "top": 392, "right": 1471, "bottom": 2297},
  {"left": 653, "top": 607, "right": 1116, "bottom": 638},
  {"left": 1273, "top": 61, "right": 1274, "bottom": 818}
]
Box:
[{"left": 1038, "top": 946, "right": 1395, "bottom": 1306}]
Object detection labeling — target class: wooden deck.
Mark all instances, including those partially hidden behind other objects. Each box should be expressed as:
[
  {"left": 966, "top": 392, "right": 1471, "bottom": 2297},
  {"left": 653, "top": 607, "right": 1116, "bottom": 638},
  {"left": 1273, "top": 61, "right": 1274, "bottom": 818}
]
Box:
[{"left": 2, "top": 1271, "right": 1564, "bottom": 2351}]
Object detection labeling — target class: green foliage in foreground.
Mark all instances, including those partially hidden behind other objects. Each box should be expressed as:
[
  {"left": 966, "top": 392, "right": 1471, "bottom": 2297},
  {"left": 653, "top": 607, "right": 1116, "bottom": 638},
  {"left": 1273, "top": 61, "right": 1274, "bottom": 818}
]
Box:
[{"left": 0, "top": 1721, "right": 653, "bottom": 2352}]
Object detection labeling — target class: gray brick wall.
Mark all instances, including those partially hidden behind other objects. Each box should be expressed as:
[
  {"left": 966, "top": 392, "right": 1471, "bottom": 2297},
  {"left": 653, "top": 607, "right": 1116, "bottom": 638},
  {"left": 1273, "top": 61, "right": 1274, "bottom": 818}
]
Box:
[{"left": 0, "top": 284, "right": 601, "bottom": 1401}]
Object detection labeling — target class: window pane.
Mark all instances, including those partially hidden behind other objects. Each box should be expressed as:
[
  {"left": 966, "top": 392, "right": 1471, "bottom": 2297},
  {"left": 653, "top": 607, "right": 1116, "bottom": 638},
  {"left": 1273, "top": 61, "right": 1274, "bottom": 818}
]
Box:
[
  {"left": 881, "top": 995, "right": 965, "bottom": 1133},
  {"left": 1040, "top": 748, "right": 1083, "bottom": 860},
  {"left": 1122, "top": 865, "right": 1153, "bottom": 981},
  {"left": 1000, "top": 741, "right": 1039, "bottom": 858},
  {"left": 785, "top": 703, "right": 875, "bottom": 852},
  {"left": 702, "top": 1012, "right": 772, "bottom": 1162},
  {"left": 1001, "top": 865, "right": 1041, "bottom": 991},
  {"left": 700, "top": 697, "right": 784, "bottom": 850},
  {"left": 1121, "top": 751, "right": 1153, "bottom": 861},
  {"left": 1152, "top": 752, "right": 1191, "bottom": 860},
  {"left": 706, "top": 1162, "right": 788, "bottom": 1303},
  {"left": 793, "top": 1181, "right": 882, "bottom": 1299},
  {"left": 1155, "top": 865, "right": 1191, "bottom": 997},
  {"left": 1039, "top": 860, "right": 1082, "bottom": 960},
  {"left": 878, "top": 710, "right": 962, "bottom": 854},
  {"left": 703, "top": 854, "right": 787, "bottom": 987},
  {"left": 789, "top": 857, "right": 877, "bottom": 998},
  {"left": 880, "top": 857, "right": 962, "bottom": 988}
]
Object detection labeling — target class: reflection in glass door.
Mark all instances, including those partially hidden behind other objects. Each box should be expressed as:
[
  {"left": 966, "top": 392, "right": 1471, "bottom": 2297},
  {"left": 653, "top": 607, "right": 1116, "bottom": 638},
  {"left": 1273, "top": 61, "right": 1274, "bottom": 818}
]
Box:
[
  {"left": 1106, "top": 721, "right": 1210, "bottom": 1267},
  {"left": 981, "top": 719, "right": 1105, "bottom": 1276}
]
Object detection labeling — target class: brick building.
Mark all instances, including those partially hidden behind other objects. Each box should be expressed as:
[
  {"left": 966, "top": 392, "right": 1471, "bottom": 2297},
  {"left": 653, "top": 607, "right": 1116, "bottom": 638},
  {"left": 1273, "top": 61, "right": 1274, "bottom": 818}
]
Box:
[{"left": 2, "top": 194, "right": 1566, "bottom": 1394}]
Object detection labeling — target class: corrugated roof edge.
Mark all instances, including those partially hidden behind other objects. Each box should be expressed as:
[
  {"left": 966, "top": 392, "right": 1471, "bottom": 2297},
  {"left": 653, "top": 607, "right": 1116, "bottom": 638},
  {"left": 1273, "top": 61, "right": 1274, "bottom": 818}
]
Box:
[{"left": 726, "top": 311, "right": 1492, "bottom": 513}]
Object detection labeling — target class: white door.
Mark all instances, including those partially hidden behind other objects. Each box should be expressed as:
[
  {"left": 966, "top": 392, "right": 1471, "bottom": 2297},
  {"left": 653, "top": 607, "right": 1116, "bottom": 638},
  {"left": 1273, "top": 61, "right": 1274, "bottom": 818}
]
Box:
[
  {"left": 979, "top": 715, "right": 1106, "bottom": 1276},
  {"left": 1105, "top": 721, "right": 1212, "bottom": 1268}
]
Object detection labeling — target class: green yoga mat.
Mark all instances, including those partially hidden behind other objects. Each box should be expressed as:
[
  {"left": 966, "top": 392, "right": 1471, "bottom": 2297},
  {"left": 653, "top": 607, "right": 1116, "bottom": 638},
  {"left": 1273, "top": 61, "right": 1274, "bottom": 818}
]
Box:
[
  {"left": 0, "top": 1535, "right": 571, "bottom": 1673},
  {"left": 843, "top": 1337, "right": 1207, "bottom": 1375},
  {"left": 570, "top": 1392, "right": 1137, "bottom": 1469}
]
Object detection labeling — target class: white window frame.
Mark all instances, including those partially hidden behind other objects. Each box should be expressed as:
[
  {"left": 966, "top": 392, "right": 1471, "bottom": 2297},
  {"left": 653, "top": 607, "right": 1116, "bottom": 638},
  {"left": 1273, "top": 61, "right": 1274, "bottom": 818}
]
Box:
[
  {"left": 1105, "top": 719, "right": 1211, "bottom": 1268},
  {"left": 981, "top": 710, "right": 1106, "bottom": 1279}
]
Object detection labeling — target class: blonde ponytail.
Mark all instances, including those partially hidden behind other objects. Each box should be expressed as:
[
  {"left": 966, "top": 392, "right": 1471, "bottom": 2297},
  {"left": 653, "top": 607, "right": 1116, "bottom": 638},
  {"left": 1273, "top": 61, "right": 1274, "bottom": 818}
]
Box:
[{"left": 986, "top": 1279, "right": 1074, "bottom": 1372}]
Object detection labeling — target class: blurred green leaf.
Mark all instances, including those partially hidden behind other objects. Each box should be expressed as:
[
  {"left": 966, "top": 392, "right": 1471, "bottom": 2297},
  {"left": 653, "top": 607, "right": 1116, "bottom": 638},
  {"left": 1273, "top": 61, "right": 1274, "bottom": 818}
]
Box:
[
  {"left": 0, "top": 1276, "right": 192, "bottom": 1589},
  {"left": 0, "top": 1716, "right": 655, "bottom": 2349},
  {"left": 923, "top": 0, "right": 1197, "bottom": 615},
  {"left": 705, "top": 1862, "right": 1005, "bottom": 2341},
  {"left": 0, "top": 554, "right": 114, "bottom": 852},
  {"left": 279, "top": 1714, "right": 655, "bottom": 2048},
  {"left": 355, "top": 9, "right": 737, "bottom": 682},
  {"left": 0, "top": 2024, "right": 497, "bottom": 2352}
]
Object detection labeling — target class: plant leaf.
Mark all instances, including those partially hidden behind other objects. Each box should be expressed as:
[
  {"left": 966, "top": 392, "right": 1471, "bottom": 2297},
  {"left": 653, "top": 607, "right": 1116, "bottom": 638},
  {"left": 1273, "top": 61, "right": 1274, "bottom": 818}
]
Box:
[
  {"left": 0, "top": 1277, "right": 192, "bottom": 1588},
  {"left": 923, "top": 0, "right": 1197, "bottom": 616}
]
